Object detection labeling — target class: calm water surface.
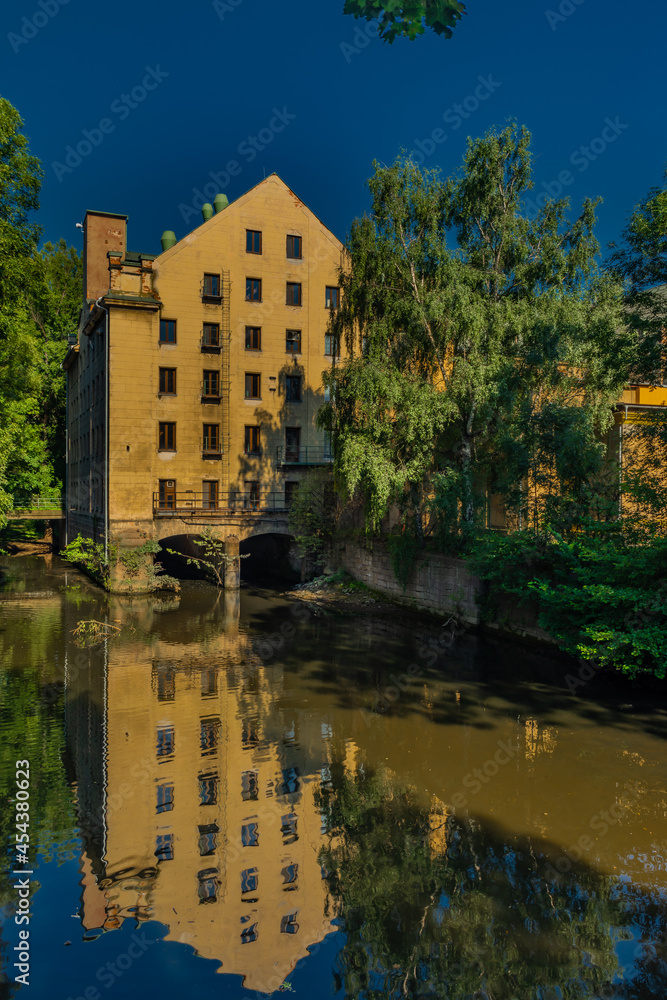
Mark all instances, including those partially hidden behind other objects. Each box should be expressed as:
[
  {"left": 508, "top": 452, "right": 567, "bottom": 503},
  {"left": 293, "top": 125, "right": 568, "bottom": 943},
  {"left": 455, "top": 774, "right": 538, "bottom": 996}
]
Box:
[{"left": 1, "top": 553, "right": 667, "bottom": 999}]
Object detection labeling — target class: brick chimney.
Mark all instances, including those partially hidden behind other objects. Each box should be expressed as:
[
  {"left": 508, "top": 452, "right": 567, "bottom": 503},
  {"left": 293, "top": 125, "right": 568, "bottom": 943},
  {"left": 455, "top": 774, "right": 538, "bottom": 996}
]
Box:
[{"left": 83, "top": 211, "right": 127, "bottom": 301}]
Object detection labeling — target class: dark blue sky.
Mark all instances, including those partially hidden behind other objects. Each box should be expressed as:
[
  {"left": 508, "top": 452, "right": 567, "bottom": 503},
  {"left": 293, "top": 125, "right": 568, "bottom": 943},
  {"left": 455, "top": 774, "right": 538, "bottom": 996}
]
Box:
[{"left": 2, "top": 0, "right": 664, "bottom": 256}]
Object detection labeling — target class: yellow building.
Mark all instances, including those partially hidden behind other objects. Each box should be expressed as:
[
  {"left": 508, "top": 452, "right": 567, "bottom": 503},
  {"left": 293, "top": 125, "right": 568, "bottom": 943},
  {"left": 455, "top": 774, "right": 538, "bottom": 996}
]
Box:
[{"left": 64, "top": 175, "right": 343, "bottom": 579}]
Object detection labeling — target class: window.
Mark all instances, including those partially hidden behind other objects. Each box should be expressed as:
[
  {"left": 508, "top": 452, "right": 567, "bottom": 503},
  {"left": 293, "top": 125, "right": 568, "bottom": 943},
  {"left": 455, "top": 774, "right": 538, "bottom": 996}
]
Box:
[
  {"left": 202, "top": 323, "right": 220, "bottom": 348},
  {"left": 286, "top": 282, "right": 302, "bottom": 306},
  {"left": 155, "top": 834, "right": 174, "bottom": 862},
  {"left": 244, "top": 481, "right": 260, "bottom": 510},
  {"left": 245, "top": 373, "right": 261, "bottom": 399},
  {"left": 203, "top": 273, "right": 221, "bottom": 299},
  {"left": 159, "top": 422, "right": 176, "bottom": 451},
  {"left": 246, "top": 230, "right": 262, "bottom": 254},
  {"left": 285, "top": 376, "right": 301, "bottom": 402},
  {"left": 157, "top": 668, "right": 175, "bottom": 702},
  {"left": 279, "top": 767, "right": 300, "bottom": 795},
  {"left": 199, "top": 824, "right": 218, "bottom": 856},
  {"left": 241, "top": 868, "right": 259, "bottom": 894},
  {"left": 199, "top": 772, "right": 219, "bottom": 806},
  {"left": 197, "top": 868, "right": 219, "bottom": 903},
  {"left": 202, "top": 481, "right": 218, "bottom": 510},
  {"left": 203, "top": 424, "right": 220, "bottom": 453},
  {"left": 202, "top": 370, "right": 220, "bottom": 397},
  {"left": 324, "top": 334, "right": 340, "bottom": 357},
  {"left": 286, "top": 235, "right": 302, "bottom": 259},
  {"left": 246, "top": 278, "right": 261, "bottom": 302},
  {"left": 241, "top": 923, "right": 258, "bottom": 944},
  {"left": 159, "top": 367, "right": 176, "bottom": 394},
  {"left": 160, "top": 319, "right": 176, "bottom": 343},
  {"left": 245, "top": 326, "right": 261, "bottom": 350},
  {"left": 157, "top": 726, "right": 174, "bottom": 758},
  {"left": 242, "top": 771, "right": 259, "bottom": 801},
  {"left": 158, "top": 479, "right": 176, "bottom": 510},
  {"left": 242, "top": 822, "right": 259, "bottom": 847},
  {"left": 281, "top": 863, "right": 299, "bottom": 887},
  {"left": 325, "top": 286, "right": 340, "bottom": 309},
  {"left": 284, "top": 481, "right": 299, "bottom": 507},
  {"left": 244, "top": 426, "right": 260, "bottom": 455},
  {"left": 242, "top": 719, "right": 259, "bottom": 749},
  {"left": 285, "top": 427, "right": 300, "bottom": 462},
  {"left": 201, "top": 669, "right": 217, "bottom": 697},
  {"left": 200, "top": 716, "right": 221, "bottom": 756},
  {"left": 280, "top": 912, "right": 299, "bottom": 935},
  {"left": 286, "top": 329, "right": 301, "bottom": 354},
  {"left": 156, "top": 783, "right": 174, "bottom": 814},
  {"left": 281, "top": 814, "right": 298, "bottom": 844}
]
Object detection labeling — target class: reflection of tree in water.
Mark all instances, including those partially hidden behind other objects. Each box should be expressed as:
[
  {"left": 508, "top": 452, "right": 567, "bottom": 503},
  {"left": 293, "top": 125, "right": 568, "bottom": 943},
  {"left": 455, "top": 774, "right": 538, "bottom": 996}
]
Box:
[{"left": 316, "top": 752, "right": 667, "bottom": 999}]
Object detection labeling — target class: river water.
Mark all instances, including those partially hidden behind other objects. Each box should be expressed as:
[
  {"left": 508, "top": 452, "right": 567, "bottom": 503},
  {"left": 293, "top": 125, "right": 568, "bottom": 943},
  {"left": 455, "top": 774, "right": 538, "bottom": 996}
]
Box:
[{"left": 1, "top": 553, "right": 667, "bottom": 1000}]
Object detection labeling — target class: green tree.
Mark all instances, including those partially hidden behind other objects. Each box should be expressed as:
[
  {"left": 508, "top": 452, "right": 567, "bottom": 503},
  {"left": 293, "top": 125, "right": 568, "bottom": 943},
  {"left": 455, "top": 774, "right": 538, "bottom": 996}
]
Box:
[
  {"left": 343, "top": 0, "right": 466, "bottom": 42},
  {"left": 322, "top": 124, "right": 631, "bottom": 547}
]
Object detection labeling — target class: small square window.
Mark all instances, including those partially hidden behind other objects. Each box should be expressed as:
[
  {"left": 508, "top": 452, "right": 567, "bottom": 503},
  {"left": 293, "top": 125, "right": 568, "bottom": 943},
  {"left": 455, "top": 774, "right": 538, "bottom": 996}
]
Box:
[
  {"left": 281, "top": 863, "right": 299, "bottom": 886},
  {"left": 156, "top": 783, "right": 174, "bottom": 814},
  {"left": 197, "top": 868, "right": 219, "bottom": 903},
  {"left": 242, "top": 822, "right": 259, "bottom": 847},
  {"left": 245, "top": 426, "right": 261, "bottom": 455},
  {"left": 156, "top": 667, "right": 175, "bottom": 701},
  {"left": 202, "top": 370, "right": 220, "bottom": 398},
  {"left": 324, "top": 334, "right": 340, "bottom": 357},
  {"left": 286, "top": 282, "right": 302, "bottom": 306},
  {"left": 280, "top": 912, "right": 299, "bottom": 935},
  {"left": 200, "top": 716, "right": 221, "bottom": 755},
  {"left": 158, "top": 422, "right": 176, "bottom": 451},
  {"left": 246, "top": 230, "right": 262, "bottom": 254},
  {"left": 286, "top": 330, "right": 301, "bottom": 354},
  {"left": 246, "top": 278, "right": 262, "bottom": 302},
  {"left": 198, "top": 823, "right": 218, "bottom": 856},
  {"left": 286, "top": 235, "right": 302, "bottom": 259},
  {"left": 155, "top": 834, "right": 174, "bottom": 862},
  {"left": 245, "top": 373, "right": 261, "bottom": 399},
  {"left": 160, "top": 319, "right": 176, "bottom": 343},
  {"left": 199, "top": 772, "right": 219, "bottom": 806},
  {"left": 201, "top": 669, "right": 217, "bottom": 696},
  {"left": 159, "top": 367, "right": 176, "bottom": 394},
  {"left": 203, "top": 424, "right": 220, "bottom": 453},
  {"left": 242, "top": 770, "right": 259, "bottom": 801},
  {"left": 203, "top": 273, "right": 221, "bottom": 298},
  {"left": 241, "top": 922, "right": 258, "bottom": 944},
  {"left": 245, "top": 326, "right": 261, "bottom": 350},
  {"left": 285, "top": 376, "right": 301, "bottom": 403},
  {"left": 157, "top": 725, "right": 175, "bottom": 757},
  {"left": 202, "top": 323, "right": 220, "bottom": 348},
  {"left": 241, "top": 868, "right": 258, "bottom": 894},
  {"left": 325, "top": 287, "right": 340, "bottom": 309}
]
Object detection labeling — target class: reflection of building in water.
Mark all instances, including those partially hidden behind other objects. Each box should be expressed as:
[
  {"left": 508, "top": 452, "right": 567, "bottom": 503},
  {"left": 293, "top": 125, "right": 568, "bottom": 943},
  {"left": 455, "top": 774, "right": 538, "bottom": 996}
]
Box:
[
  {"left": 69, "top": 629, "right": 337, "bottom": 994},
  {"left": 524, "top": 718, "right": 558, "bottom": 762}
]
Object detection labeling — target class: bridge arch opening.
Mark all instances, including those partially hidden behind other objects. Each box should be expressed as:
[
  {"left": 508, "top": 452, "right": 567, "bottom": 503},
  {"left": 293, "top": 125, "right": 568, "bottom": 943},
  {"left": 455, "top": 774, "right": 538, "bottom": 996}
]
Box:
[{"left": 240, "top": 533, "right": 302, "bottom": 585}]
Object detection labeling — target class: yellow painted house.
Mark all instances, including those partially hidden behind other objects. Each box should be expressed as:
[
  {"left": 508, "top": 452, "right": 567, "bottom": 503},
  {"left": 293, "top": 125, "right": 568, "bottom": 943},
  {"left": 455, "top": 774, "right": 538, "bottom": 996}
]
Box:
[{"left": 65, "top": 175, "right": 343, "bottom": 563}]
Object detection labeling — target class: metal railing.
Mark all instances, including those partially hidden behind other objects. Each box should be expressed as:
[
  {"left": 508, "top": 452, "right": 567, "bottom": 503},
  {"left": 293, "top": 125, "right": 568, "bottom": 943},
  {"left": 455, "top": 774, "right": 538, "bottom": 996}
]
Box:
[
  {"left": 276, "top": 446, "right": 334, "bottom": 465},
  {"left": 8, "top": 495, "right": 64, "bottom": 519},
  {"left": 153, "top": 491, "right": 289, "bottom": 517}
]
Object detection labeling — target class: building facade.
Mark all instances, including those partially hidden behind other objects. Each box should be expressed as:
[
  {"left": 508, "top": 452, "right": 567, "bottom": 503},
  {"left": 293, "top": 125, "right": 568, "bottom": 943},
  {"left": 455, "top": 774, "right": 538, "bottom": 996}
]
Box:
[{"left": 65, "top": 175, "right": 343, "bottom": 570}]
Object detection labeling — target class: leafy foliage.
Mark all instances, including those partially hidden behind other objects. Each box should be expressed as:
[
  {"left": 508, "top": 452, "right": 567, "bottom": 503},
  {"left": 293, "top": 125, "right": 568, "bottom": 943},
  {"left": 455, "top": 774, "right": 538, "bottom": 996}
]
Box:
[
  {"left": 470, "top": 528, "right": 667, "bottom": 678},
  {"left": 287, "top": 468, "right": 340, "bottom": 558},
  {"left": 343, "top": 0, "right": 466, "bottom": 42},
  {"left": 322, "top": 124, "right": 631, "bottom": 554}
]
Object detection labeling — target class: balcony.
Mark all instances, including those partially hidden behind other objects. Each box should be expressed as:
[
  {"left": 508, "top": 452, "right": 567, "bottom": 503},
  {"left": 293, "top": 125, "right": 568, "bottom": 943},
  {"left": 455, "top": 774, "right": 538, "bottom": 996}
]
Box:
[
  {"left": 153, "top": 491, "right": 288, "bottom": 517},
  {"left": 276, "top": 446, "right": 333, "bottom": 466}
]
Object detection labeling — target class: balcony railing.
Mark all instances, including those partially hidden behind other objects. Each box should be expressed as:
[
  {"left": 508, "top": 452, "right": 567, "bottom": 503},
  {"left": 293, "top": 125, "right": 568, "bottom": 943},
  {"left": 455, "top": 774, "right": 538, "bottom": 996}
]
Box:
[
  {"left": 153, "top": 491, "right": 288, "bottom": 517},
  {"left": 201, "top": 335, "right": 221, "bottom": 353},
  {"left": 276, "top": 446, "right": 333, "bottom": 466},
  {"left": 201, "top": 382, "right": 221, "bottom": 402}
]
